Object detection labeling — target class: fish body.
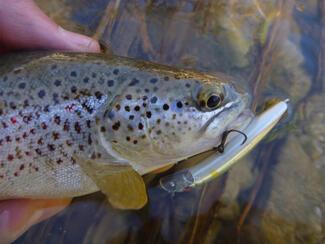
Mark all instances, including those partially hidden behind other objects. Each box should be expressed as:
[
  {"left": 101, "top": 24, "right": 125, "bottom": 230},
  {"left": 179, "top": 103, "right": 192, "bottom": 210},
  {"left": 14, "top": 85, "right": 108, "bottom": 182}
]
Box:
[{"left": 0, "top": 52, "right": 252, "bottom": 203}]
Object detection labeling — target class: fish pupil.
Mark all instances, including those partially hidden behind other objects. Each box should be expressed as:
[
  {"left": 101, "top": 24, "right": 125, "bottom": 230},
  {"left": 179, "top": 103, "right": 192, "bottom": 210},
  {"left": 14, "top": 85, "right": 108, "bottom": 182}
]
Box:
[{"left": 207, "top": 95, "right": 221, "bottom": 108}]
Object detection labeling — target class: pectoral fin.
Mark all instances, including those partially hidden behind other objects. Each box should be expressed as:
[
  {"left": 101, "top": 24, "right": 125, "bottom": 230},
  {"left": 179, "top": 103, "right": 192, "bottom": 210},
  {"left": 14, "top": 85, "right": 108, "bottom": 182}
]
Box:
[{"left": 76, "top": 157, "right": 147, "bottom": 209}]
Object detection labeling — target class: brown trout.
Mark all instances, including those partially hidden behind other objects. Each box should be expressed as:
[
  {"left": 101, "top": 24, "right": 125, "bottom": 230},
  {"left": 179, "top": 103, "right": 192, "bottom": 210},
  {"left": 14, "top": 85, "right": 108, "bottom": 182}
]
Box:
[{"left": 0, "top": 52, "right": 252, "bottom": 209}]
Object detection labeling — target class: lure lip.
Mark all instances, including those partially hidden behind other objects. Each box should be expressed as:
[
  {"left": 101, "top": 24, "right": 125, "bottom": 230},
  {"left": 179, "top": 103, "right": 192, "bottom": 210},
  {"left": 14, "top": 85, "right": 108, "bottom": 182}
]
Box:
[{"left": 159, "top": 99, "right": 289, "bottom": 193}]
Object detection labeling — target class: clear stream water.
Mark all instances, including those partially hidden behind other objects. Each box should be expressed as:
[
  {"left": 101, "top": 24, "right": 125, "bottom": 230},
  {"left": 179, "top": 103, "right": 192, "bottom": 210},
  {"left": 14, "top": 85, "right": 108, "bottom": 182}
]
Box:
[{"left": 16, "top": 0, "right": 325, "bottom": 243}]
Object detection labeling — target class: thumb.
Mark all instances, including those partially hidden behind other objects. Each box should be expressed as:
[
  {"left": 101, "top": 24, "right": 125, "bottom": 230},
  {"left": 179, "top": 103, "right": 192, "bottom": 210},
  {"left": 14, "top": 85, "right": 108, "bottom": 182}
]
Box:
[{"left": 0, "top": 0, "right": 100, "bottom": 52}]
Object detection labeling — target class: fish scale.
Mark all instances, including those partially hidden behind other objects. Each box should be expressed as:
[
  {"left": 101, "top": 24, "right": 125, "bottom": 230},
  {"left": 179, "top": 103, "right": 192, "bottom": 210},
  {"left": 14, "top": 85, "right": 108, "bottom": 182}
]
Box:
[{"left": 0, "top": 52, "right": 252, "bottom": 200}]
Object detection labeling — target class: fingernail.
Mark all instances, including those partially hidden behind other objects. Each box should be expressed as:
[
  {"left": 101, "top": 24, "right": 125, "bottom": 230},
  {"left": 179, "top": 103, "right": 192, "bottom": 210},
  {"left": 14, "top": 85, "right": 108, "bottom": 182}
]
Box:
[{"left": 58, "top": 27, "right": 100, "bottom": 52}]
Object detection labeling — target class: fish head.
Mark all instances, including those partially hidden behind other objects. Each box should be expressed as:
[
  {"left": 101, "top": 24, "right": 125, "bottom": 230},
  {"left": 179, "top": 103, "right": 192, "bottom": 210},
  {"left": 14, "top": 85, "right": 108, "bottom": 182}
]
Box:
[{"left": 99, "top": 72, "right": 253, "bottom": 174}]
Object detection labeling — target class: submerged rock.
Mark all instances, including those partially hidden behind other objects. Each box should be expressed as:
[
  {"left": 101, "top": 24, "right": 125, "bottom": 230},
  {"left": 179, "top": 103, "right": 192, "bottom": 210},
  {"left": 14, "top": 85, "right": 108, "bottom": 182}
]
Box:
[{"left": 259, "top": 94, "right": 325, "bottom": 243}]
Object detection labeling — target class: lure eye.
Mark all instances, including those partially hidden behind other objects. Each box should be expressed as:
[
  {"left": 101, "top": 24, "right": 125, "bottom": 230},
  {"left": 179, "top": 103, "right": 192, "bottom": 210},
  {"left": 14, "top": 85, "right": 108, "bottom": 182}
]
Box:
[{"left": 207, "top": 94, "right": 221, "bottom": 108}]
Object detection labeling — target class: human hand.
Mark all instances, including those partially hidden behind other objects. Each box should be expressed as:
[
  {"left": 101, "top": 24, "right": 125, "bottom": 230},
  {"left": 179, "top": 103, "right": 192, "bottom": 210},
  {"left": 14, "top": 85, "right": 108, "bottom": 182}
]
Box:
[
  {"left": 0, "top": 0, "right": 100, "bottom": 53},
  {"left": 0, "top": 0, "right": 100, "bottom": 242},
  {"left": 0, "top": 199, "right": 71, "bottom": 243}
]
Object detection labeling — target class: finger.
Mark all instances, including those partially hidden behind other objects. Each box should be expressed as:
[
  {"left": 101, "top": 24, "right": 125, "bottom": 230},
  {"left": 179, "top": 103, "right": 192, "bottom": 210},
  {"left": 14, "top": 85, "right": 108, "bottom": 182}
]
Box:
[
  {"left": 0, "top": 0, "right": 100, "bottom": 52},
  {"left": 0, "top": 198, "right": 71, "bottom": 243}
]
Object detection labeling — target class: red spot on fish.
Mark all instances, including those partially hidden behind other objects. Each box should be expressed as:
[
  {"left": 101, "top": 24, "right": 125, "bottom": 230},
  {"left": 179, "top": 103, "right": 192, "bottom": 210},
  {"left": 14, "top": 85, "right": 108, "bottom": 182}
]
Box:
[
  {"left": 56, "top": 158, "right": 63, "bottom": 164},
  {"left": 30, "top": 128, "right": 36, "bottom": 134},
  {"left": 10, "top": 117, "right": 17, "bottom": 124},
  {"left": 25, "top": 151, "right": 31, "bottom": 156},
  {"left": 19, "top": 164, "right": 25, "bottom": 170},
  {"left": 14, "top": 172, "right": 18, "bottom": 177},
  {"left": 7, "top": 154, "right": 14, "bottom": 161},
  {"left": 22, "top": 132, "right": 28, "bottom": 139}
]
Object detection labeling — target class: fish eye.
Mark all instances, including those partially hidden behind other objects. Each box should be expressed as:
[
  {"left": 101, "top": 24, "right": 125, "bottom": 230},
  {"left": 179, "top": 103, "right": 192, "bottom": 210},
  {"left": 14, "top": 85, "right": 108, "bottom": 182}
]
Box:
[
  {"left": 207, "top": 94, "right": 221, "bottom": 108},
  {"left": 196, "top": 85, "right": 225, "bottom": 111}
]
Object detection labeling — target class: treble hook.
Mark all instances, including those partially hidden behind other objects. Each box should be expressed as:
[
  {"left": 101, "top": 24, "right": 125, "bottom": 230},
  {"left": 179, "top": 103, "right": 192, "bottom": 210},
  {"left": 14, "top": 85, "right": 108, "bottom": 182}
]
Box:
[{"left": 214, "top": 129, "right": 248, "bottom": 153}]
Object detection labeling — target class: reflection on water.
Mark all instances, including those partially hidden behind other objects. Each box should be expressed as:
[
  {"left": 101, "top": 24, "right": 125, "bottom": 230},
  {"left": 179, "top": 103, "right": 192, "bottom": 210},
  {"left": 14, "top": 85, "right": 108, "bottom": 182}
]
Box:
[{"left": 17, "top": 0, "right": 325, "bottom": 243}]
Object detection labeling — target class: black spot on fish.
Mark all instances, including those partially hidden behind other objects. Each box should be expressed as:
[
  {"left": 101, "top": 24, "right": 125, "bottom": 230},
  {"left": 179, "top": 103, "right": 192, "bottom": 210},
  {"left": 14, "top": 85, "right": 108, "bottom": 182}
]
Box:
[
  {"left": 177, "top": 101, "right": 183, "bottom": 108},
  {"left": 126, "top": 94, "right": 132, "bottom": 100},
  {"left": 113, "top": 69, "right": 119, "bottom": 75},
  {"left": 74, "top": 122, "right": 81, "bottom": 133},
  {"left": 163, "top": 104, "right": 169, "bottom": 110},
  {"left": 92, "top": 72, "right": 97, "bottom": 78},
  {"left": 115, "top": 104, "right": 121, "bottom": 111},
  {"left": 150, "top": 96, "right": 157, "bottom": 104},
  {"left": 83, "top": 77, "right": 89, "bottom": 83},
  {"left": 54, "top": 115, "right": 61, "bottom": 125},
  {"left": 129, "top": 78, "right": 139, "bottom": 86},
  {"left": 145, "top": 88, "right": 150, "bottom": 93},
  {"left": 146, "top": 111, "right": 152, "bottom": 118},
  {"left": 126, "top": 136, "right": 131, "bottom": 141},
  {"left": 9, "top": 102, "right": 17, "bottom": 109},
  {"left": 18, "top": 83, "right": 26, "bottom": 89},
  {"left": 112, "top": 121, "right": 121, "bottom": 130},
  {"left": 54, "top": 80, "right": 62, "bottom": 87},
  {"left": 38, "top": 90, "right": 46, "bottom": 98},
  {"left": 133, "top": 140, "right": 138, "bottom": 145},
  {"left": 150, "top": 78, "right": 158, "bottom": 84},
  {"left": 70, "top": 71, "right": 77, "bottom": 77},
  {"left": 47, "top": 144, "right": 56, "bottom": 151},
  {"left": 138, "top": 123, "right": 144, "bottom": 130},
  {"left": 134, "top": 105, "right": 140, "bottom": 111},
  {"left": 185, "top": 83, "right": 191, "bottom": 88},
  {"left": 43, "top": 105, "right": 50, "bottom": 113},
  {"left": 95, "top": 91, "right": 103, "bottom": 99},
  {"left": 129, "top": 115, "right": 134, "bottom": 120},
  {"left": 107, "top": 80, "right": 114, "bottom": 87},
  {"left": 71, "top": 86, "right": 77, "bottom": 93},
  {"left": 157, "top": 130, "right": 162, "bottom": 135},
  {"left": 100, "top": 126, "right": 106, "bottom": 132},
  {"left": 124, "top": 106, "right": 130, "bottom": 112}
]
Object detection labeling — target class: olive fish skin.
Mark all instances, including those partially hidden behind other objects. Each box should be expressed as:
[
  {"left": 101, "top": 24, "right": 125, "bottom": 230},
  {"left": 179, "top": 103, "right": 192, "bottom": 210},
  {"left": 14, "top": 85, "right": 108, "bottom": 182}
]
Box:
[{"left": 0, "top": 52, "right": 252, "bottom": 199}]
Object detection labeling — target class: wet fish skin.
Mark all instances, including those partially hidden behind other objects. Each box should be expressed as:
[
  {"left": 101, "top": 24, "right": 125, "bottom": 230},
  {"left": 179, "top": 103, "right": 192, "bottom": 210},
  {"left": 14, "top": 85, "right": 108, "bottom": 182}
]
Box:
[{"left": 0, "top": 52, "right": 251, "bottom": 199}]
